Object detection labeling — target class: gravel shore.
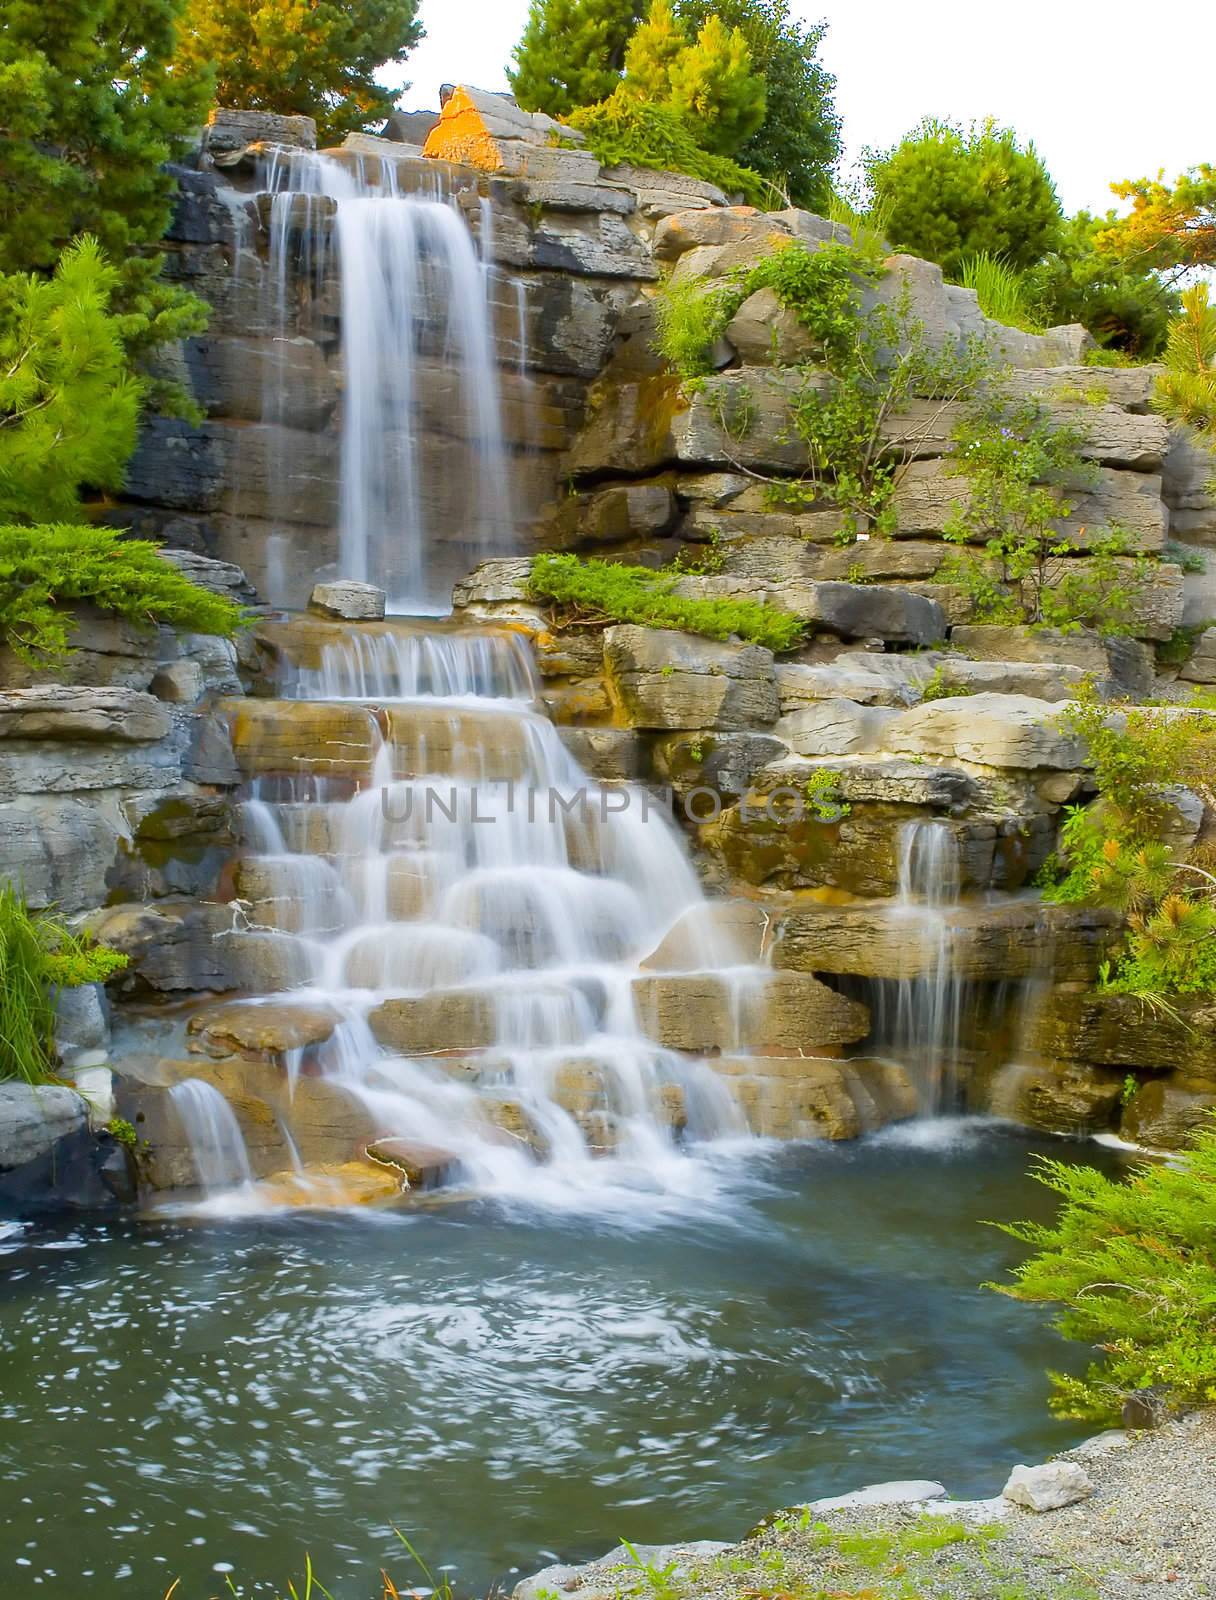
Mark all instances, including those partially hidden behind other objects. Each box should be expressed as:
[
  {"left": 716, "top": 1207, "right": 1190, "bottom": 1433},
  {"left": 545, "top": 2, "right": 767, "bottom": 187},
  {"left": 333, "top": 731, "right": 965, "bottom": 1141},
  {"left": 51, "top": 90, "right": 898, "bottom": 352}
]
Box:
[{"left": 517, "top": 1411, "right": 1216, "bottom": 1600}]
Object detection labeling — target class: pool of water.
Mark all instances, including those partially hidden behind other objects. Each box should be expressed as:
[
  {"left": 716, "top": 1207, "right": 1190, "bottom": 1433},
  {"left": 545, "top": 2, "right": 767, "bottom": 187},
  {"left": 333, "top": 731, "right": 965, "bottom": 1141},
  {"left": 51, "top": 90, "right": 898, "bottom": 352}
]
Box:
[{"left": 0, "top": 1122, "right": 1122, "bottom": 1597}]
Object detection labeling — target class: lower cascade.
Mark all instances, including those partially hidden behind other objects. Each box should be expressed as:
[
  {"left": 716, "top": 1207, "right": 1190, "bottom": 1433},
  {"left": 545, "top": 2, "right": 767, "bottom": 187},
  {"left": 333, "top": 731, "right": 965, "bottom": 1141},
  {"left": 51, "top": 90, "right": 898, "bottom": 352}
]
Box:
[{"left": 185, "top": 622, "right": 820, "bottom": 1205}]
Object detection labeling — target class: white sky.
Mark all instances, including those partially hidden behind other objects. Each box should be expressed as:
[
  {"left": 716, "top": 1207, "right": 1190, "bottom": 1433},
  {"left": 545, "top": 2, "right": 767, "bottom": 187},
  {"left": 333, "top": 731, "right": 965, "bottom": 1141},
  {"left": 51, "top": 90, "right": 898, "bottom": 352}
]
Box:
[{"left": 401, "top": 0, "right": 1215, "bottom": 217}]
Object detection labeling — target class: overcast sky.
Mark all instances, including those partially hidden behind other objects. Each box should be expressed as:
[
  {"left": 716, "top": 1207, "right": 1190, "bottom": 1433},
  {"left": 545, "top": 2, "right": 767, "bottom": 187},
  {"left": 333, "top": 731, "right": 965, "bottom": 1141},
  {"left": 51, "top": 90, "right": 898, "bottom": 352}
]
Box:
[{"left": 401, "top": 0, "right": 1214, "bottom": 217}]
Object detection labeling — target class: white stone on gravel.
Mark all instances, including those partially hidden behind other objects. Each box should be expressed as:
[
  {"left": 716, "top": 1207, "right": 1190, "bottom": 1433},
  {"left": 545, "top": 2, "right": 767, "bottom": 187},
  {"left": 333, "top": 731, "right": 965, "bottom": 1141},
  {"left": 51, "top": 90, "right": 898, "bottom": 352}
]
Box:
[
  {"left": 807, "top": 1479, "right": 947, "bottom": 1512},
  {"left": 308, "top": 580, "right": 386, "bottom": 620},
  {"left": 513, "top": 1542, "right": 730, "bottom": 1600},
  {"left": 1002, "top": 1460, "right": 1094, "bottom": 1512}
]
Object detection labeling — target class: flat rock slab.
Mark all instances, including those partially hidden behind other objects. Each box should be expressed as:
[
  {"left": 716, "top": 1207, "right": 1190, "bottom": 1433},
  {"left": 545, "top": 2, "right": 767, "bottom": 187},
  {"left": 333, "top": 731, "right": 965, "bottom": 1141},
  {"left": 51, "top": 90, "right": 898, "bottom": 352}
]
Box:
[
  {"left": 0, "top": 686, "right": 171, "bottom": 743},
  {"left": 309, "top": 580, "right": 387, "bottom": 620},
  {"left": 808, "top": 1479, "right": 948, "bottom": 1512},
  {"left": 604, "top": 625, "right": 778, "bottom": 731}
]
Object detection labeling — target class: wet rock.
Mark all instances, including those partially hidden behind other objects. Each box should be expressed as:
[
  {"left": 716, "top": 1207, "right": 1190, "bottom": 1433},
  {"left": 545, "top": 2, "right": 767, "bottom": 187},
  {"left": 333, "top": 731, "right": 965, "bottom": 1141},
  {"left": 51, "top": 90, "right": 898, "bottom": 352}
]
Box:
[
  {"left": 886, "top": 693, "right": 1086, "bottom": 770},
  {"left": 640, "top": 901, "right": 770, "bottom": 970},
  {"left": 0, "top": 1084, "right": 89, "bottom": 1172},
  {"left": 309, "top": 580, "right": 387, "bottom": 621},
  {"left": 368, "top": 988, "right": 497, "bottom": 1054},
  {"left": 365, "top": 1138, "right": 459, "bottom": 1190},
  {"left": 1028, "top": 986, "right": 1216, "bottom": 1083},
  {"left": 633, "top": 971, "right": 869, "bottom": 1054},
  {"left": 989, "top": 1061, "right": 1125, "bottom": 1136},
  {"left": 717, "top": 1055, "right": 917, "bottom": 1140},
  {"left": 220, "top": 698, "right": 377, "bottom": 779},
  {"left": 54, "top": 985, "right": 109, "bottom": 1063},
  {"left": 1121, "top": 1076, "right": 1216, "bottom": 1150},
  {"left": 651, "top": 731, "right": 787, "bottom": 798},
  {"left": 90, "top": 900, "right": 245, "bottom": 995},
  {"left": 604, "top": 625, "right": 779, "bottom": 731},
  {"left": 187, "top": 1001, "right": 340, "bottom": 1060},
  {"left": 556, "top": 728, "right": 648, "bottom": 781},
  {"left": 1003, "top": 1462, "right": 1094, "bottom": 1513}
]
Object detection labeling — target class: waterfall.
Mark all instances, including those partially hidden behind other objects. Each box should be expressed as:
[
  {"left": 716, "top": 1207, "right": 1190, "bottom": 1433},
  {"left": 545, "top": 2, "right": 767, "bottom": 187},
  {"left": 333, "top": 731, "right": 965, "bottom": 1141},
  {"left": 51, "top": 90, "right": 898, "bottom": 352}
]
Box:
[
  {"left": 170, "top": 1080, "right": 254, "bottom": 1194},
  {"left": 871, "top": 822, "right": 967, "bottom": 1114},
  {"left": 253, "top": 148, "right": 514, "bottom": 613}
]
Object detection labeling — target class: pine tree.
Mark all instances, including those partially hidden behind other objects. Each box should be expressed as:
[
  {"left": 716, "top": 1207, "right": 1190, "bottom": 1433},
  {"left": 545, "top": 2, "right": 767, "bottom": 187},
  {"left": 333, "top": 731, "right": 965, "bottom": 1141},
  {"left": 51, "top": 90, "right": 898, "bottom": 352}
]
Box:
[
  {"left": 0, "top": 238, "right": 145, "bottom": 524},
  {"left": 664, "top": 13, "right": 765, "bottom": 157},
  {"left": 866, "top": 119, "right": 1062, "bottom": 276},
  {"left": 175, "top": 0, "right": 424, "bottom": 146},
  {"left": 1153, "top": 284, "right": 1216, "bottom": 442},
  {"left": 509, "top": 0, "right": 646, "bottom": 119},
  {"left": 673, "top": 0, "right": 840, "bottom": 207},
  {"left": 621, "top": 0, "right": 688, "bottom": 102},
  {"left": 0, "top": 0, "right": 213, "bottom": 369}
]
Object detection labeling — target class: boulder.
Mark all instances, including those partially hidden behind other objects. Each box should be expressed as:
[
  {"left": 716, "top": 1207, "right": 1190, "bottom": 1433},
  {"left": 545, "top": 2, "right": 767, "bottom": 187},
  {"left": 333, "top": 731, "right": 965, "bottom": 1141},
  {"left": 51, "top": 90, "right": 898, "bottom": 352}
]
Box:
[
  {"left": 717, "top": 1055, "right": 918, "bottom": 1139},
  {"left": 451, "top": 558, "right": 534, "bottom": 607},
  {"left": 651, "top": 731, "right": 787, "bottom": 797},
  {"left": 1179, "top": 626, "right": 1216, "bottom": 684},
  {"left": 950, "top": 626, "right": 1156, "bottom": 699},
  {"left": 202, "top": 107, "right": 317, "bottom": 159},
  {"left": 514, "top": 1544, "right": 729, "bottom": 1600},
  {"left": 640, "top": 901, "right": 770, "bottom": 970},
  {"left": 773, "top": 698, "right": 898, "bottom": 756},
  {"left": 671, "top": 572, "right": 947, "bottom": 647},
  {"left": 988, "top": 1061, "right": 1125, "bottom": 1136},
  {"left": 0, "top": 686, "right": 171, "bottom": 743},
  {"left": 0, "top": 610, "right": 161, "bottom": 691},
  {"left": 1028, "top": 986, "right": 1216, "bottom": 1082},
  {"left": 1121, "top": 1077, "right": 1216, "bottom": 1150},
  {"left": 603, "top": 625, "right": 779, "bottom": 731},
  {"left": 577, "top": 484, "right": 676, "bottom": 543},
  {"left": 309, "top": 580, "right": 387, "bottom": 621},
  {"left": 632, "top": 971, "right": 869, "bottom": 1054},
  {"left": 602, "top": 166, "right": 728, "bottom": 219},
  {"left": 886, "top": 694, "right": 1086, "bottom": 770},
  {"left": 187, "top": 1001, "right": 340, "bottom": 1060},
  {"left": 1002, "top": 1463, "right": 1093, "bottom": 1513},
  {"left": 421, "top": 85, "right": 585, "bottom": 173},
  {"left": 652, "top": 205, "right": 770, "bottom": 261},
  {"left": 725, "top": 287, "right": 815, "bottom": 365},
  {"left": 0, "top": 1083, "right": 89, "bottom": 1172},
  {"left": 776, "top": 656, "right": 931, "bottom": 710}
]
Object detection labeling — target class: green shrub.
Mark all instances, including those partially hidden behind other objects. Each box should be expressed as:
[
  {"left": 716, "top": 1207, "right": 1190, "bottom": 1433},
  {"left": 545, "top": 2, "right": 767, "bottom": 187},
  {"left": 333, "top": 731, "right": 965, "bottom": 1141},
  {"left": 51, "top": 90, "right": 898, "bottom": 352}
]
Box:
[
  {"left": 624, "top": 1, "right": 766, "bottom": 158},
  {"left": 568, "top": 90, "right": 771, "bottom": 203},
  {"left": 528, "top": 551, "right": 803, "bottom": 650},
  {"left": 1028, "top": 211, "right": 1173, "bottom": 359},
  {"left": 0, "top": 523, "right": 246, "bottom": 664},
  {"left": 918, "top": 664, "right": 972, "bottom": 702},
  {"left": 939, "top": 391, "right": 1153, "bottom": 634},
  {"left": 0, "top": 886, "right": 127, "bottom": 1085},
  {"left": 865, "top": 118, "right": 1062, "bottom": 276},
  {"left": 993, "top": 1123, "right": 1216, "bottom": 1421}
]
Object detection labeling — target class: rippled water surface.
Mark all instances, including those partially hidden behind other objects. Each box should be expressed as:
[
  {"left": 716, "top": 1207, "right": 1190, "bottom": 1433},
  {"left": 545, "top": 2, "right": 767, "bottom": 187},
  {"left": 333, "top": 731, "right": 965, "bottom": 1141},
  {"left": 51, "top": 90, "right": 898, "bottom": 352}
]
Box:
[{"left": 0, "top": 1125, "right": 1119, "bottom": 1596}]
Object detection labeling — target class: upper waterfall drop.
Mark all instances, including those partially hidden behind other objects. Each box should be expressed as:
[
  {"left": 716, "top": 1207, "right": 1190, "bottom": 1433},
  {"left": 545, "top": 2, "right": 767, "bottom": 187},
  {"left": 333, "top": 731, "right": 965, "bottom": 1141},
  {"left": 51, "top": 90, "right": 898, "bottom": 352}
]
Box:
[{"left": 257, "top": 147, "right": 515, "bottom": 614}]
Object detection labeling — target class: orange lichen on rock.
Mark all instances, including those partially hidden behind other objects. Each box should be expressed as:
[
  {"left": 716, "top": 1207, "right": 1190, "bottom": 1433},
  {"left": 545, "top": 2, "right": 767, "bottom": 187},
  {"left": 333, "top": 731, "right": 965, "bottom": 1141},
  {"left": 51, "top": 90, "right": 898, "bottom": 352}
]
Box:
[{"left": 422, "top": 86, "right": 507, "bottom": 172}]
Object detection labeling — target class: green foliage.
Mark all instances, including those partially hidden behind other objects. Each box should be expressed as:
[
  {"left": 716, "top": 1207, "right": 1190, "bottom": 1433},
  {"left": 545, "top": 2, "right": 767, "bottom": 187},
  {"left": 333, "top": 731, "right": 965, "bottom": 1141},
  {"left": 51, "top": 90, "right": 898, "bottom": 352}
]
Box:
[
  {"left": 0, "top": 524, "right": 246, "bottom": 665},
  {"left": 0, "top": 0, "right": 211, "bottom": 382},
  {"left": 1152, "top": 286, "right": 1216, "bottom": 477},
  {"left": 993, "top": 1126, "right": 1216, "bottom": 1420},
  {"left": 673, "top": 0, "right": 840, "bottom": 208},
  {"left": 803, "top": 767, "right": 850, "bottom": 821},
  {"left": 957, "top": 251, "right": 1041, "bottom": 332},
  {"left": 866, "top": 118, "right": 1062, "bottom": 277},
  {"left": 0, "top": 885, "right": 128, "bottom": 1085},
  {"left": 528, "top": 551, "right": 803, "bottom": 650},
  {"left": 1027, "top": 211, "right": 1173, "bottom": 358},
  {"left": 622, "top": 2, "right": 765, "bottom": 159},
  {"left": 568, "top": 89, "right": 769, "bottom": 203},
  {"left": 0, "top": 237, "right": 144, "bottom": 523},
  {"left": 655, "top": 238, "right": 990, "bottom": 541},
  {"left": 509, "top": 0, "right": 644, "bottom": 119},
  {"left": 939, "top": 391, "right": 1151, "bottom": 633},
  {"left": 177, "top": 0, "right": 424, "bottom": 145},
  {"left": 1042, "top": 691, "right": 1216, "bottom": 998},
  {"left": 918, "top": 664, "right": 972, "bottom": 702},
  {"left": 1098, "top": 163, "right": 1216, "bottom": 281}
]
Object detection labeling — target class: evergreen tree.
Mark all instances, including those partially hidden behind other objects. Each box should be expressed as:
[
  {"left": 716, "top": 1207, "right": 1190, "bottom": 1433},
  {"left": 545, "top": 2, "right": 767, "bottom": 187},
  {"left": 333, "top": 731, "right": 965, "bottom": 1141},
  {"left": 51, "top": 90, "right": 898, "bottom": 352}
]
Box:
[
  {"left": 509, "top": 0, "right": 646, "bottom": 120},
  {"left": 0, "top": 0, "right": 212, "bottom": 370},
  {"left": 674, "top": 0, "right": 840, "bottom": 209},
  {"left": 1028, "top": 211, "right": 1173, "bottom": 357},
  {"left": 0, "top": 238, "right": 145, "bottom": 524},
  {"left": 624, "top": 2, "right": 764, "bottom": 157},
  {"left": 867, "top": 119, "right": 1062, "bottom": 276},
  {"left": 176, "top": 0, "right": 424, "bottom": 146},
  {"left": 1098, "top": 164, "right": 1216, "bottom": 282}
]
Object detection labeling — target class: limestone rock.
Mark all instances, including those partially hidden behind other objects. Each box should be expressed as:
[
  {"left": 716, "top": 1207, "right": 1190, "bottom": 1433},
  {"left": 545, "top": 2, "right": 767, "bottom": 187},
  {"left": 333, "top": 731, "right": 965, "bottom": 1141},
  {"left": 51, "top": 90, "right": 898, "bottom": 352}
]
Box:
[
  {"left": 1163, "top": 425, "right": 1216, "bottom": 540},
  {"left": 513, "top": 1543, "right": 729, "bottom": 1600},
  {"left": 718, "top": 1055, "right": 918, "bottom": 1139},
  {"left": 1179, "top": 626, "right": 1216, "bottom": 684},
  {"left": 309, "top": 580, "right": 387, "bottom": 620},
  {"left": 776, "top": 657, "right": 931, "bottom": 710},
  {"left": 604, "top": 625, "right": 778, "bottom": 731},
  {"left": 577, "top": 484, "right": 676, "bottom": 543},
  {"left": 640, "top": 901, "right": 770, "bottom": 970},
  {"left": 368, "top": 988, "right": 497, "bottom": 1054},
  {"left": 1002, "top": 1462, "right": 1093, "bottom": 1513},
  {"left": 0, "top": 686, "right": 170, "bottom": 743},
  {"left": 187, "top": 1001, "right": 340, "bottom": 1060},
  {"left": 202, "top": 107, "right": 317, "bottom": 159},
  {"left": 633, "top": 971, "right": 869, "bottom": 1054},
  {"left": 1121, "top": 1077, "right": 1216, "bottom": 1150},
  {"left": 887, "top": 694, "right": 1086, "bottom": 770},
  {"left": 556, "top": 728, "right": 648, "bottom": 781},
  {"left": 0, "top": 611, "right": 161, "bottom": 691},
  {"left": 950, "top": 625, "right": 1156, "bottom": 699},
  {"left": 451, "top": 558, "right": 534, "bottom": 607},
  {"left": 602, "top": 166, "right": 728, "bottom": 218},
  {"left": 652, "top": 205, "right": 769, "bottom": 261},
  {"left": 0, "top": 1083, "right": 88, "bottom": 1172},
  {"left": 725, "top": 287, "right": 815, "bottom": 364},
  {"left": 150, "top": 659, "right": 206, "bottom": 704},
  {"left": 989, "top": 1061, "right": 1125, "bottom": 1136},
  {"left": 1028, "top": 986, "right": 1216, "bottom": 1083},
  {"left": 773, "top": 698, "right": 897, "bottom": 757},
  {"left": 809, "top": 1480, "right": 948, "bottom": 1512},
  {"left": 651, "top": 731, "right": 787, "bottom": 797}
]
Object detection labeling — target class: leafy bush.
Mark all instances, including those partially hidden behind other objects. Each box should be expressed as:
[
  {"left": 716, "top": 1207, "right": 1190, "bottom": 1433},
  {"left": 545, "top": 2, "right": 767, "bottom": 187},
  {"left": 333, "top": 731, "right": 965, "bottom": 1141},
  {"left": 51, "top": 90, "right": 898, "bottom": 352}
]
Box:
[
  {"left": 0, "top": 237, "right": 144, "bottom": 524},
  {"left": 654, "top": 239, "right": 989, "bottom": 541},
  {"left": 993, "top": 1125, "right": 1216, "bottom": 1421},
  {"left": 865, "top": 118, "right": 1062, "bottom": 276},
  {"left": 568, "top": 89, "right": 770, "bottom": 202},
  {"left": 1028, "top": 210, "right": 1173, "bottom": 358},
  {"left": 957, "top": 251, "right": 1041, "bottom": 332},
  {"left": 939, "top": 391, "right": 1152, "bottom": 633},
  {"left": 0, "top": 524, "right": 246, "bottom": 664},
  {"left": 0, "top": 886, "right": 127, "bottom": 1085},
  {"left": 528, "top": 551, "right": 803, "bottom": 650}
]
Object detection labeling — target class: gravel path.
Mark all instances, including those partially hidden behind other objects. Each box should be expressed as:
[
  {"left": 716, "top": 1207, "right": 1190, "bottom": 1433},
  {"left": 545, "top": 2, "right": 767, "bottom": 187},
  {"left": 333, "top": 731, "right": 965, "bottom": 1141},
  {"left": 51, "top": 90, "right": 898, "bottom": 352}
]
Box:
[{"left": 517, "top": 1412, "right": 1216, "bottom": 1600}]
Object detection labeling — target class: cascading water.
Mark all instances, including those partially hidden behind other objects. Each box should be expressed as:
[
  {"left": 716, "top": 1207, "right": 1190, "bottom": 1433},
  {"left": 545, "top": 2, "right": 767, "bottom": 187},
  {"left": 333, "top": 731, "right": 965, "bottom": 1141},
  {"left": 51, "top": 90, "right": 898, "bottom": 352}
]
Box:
[
  {"left": 169, "top": 1079, "right": 254, "bottom": 1194},
  {"left": 218, "top": 625, "right": 760, "bottom": 1206},
  {"left": 254, "top": 147, "right": 514, "bottom": 612},
  {"left": 868, "top": 821, "right": 967, "bottom": 1114}
]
